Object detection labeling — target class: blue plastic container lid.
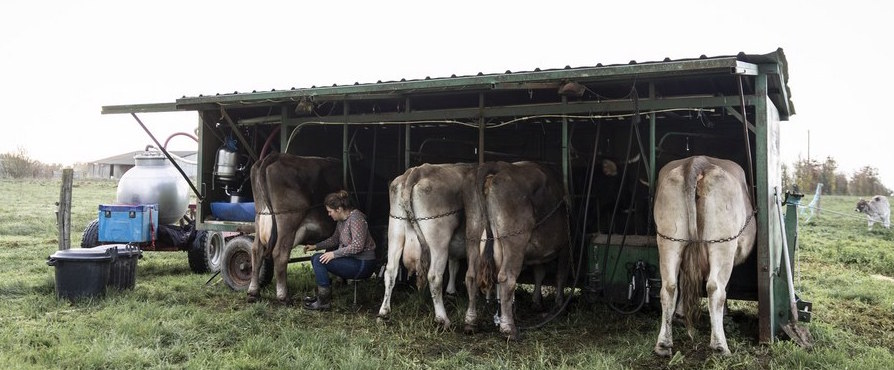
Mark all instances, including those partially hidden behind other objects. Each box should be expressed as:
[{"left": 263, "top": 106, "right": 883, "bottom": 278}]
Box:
[{"left": 98, "top": 204, "right": 158, "bottom": 212}]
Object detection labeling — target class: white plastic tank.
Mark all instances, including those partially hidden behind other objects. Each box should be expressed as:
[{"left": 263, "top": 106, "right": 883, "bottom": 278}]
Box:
[{"left": 116, "top": 150, "right": 189, "bottom": 225}]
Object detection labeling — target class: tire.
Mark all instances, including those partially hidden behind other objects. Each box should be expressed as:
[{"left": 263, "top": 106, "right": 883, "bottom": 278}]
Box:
[
  {"left": 80, "top": 219, "right": 102, "bottom": 248},
  {"left": 204, "top": 231, "right": 224, "bottom": 273},
  {"left": 188, "top": 231, "right": 210, "bottom": 274},
  {"left": 221, "top": 236, "right": 273, "bottom": 291}
]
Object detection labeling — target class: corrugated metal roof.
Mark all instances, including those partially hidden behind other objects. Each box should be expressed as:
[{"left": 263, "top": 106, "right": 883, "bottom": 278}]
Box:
[{"left": 102, "top": 49, "right": 793, "bottom": 118}]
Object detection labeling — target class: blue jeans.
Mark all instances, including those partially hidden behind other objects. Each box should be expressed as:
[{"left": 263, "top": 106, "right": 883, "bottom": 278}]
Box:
[{"left": 310, "top": 253, "right": 376, "bottom": 287}]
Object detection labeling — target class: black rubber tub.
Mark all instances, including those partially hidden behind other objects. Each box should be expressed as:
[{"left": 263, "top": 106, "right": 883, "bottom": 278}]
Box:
[
  {"left": 47, "top": 248, "right": 114, "bottom": 300},
  {"left": 96, "top": 244, "right": 142, "bottom": 290}
]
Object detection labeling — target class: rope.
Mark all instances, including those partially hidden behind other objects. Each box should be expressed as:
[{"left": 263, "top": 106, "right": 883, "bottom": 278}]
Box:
[{"left": 795, "top": 204, "right": 870, "bottom": 222}]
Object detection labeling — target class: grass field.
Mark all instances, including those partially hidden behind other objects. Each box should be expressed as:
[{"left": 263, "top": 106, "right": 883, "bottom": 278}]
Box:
[{"left": 1, "top": 179, "right": 892, "bottom": 369}]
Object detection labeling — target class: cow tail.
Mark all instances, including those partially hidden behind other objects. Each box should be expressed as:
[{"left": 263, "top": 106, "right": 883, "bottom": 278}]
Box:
[
  {"left": 402, "top": 167, "right": 430, "bottom": 290},
  {"left": 259, "top": 155, "right": 278, "bottom": 255},
  {"left": 680, "top": 157, "right": 709, "bottom": 336},
  {"left": 475, "top": 163, "right": 500, "bottom": 293}
]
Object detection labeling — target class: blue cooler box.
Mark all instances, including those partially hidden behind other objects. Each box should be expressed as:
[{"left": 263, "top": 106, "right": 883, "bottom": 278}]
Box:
[{"left": 98, "top": 204, "right": 158, "bottom": 243}]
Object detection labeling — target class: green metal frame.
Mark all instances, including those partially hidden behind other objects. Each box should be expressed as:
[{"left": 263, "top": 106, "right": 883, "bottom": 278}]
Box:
[{"left": 101, "top": 50, "right": 798, "bottom": 343}]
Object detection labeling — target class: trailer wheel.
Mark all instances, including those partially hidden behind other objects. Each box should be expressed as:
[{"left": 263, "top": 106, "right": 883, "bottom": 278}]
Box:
[
  {"left": 188, "top": 231, "right": 210, "bottom": 274},
  {"left": 204, "top": 231, "right": 224, "bottom": 273},
  {"left": 80, "top": 219, "right": 103, "bottom": 248},
  {"left": 221, "top": 236, "right": 273, "bottom": 291}
]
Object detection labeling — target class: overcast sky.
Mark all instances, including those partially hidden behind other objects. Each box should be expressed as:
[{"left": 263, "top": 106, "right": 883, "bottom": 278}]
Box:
[{"left": 2, "top": 0, "right": 892, "bottom": 189}]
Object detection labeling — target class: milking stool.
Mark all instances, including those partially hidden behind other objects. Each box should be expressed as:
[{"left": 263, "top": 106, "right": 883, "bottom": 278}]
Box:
[
  {"left": 346, "top": 278, "right": 363, "bottom": 307},
  {"left": 345, "top": 265, "right": 383, "bottom": 308}
]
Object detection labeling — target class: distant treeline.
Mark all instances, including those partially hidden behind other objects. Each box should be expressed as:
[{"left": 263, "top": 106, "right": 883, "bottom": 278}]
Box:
[
  {"left": 2, "top": 149, "right": 890, "bottom": 196},
  {"left": 0, "top": 148, "right": 62, "bottom": 179},
  {"left": 782, "top": 156, "right": 890, "bottom": 196}
]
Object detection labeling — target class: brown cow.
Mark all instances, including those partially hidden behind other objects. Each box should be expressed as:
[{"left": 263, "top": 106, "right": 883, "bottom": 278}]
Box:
[
  {"left": 652, "top": 155, "right": 756, "bottom": 356},
  {"left": 463, "top": 161, "right": 571, "bottom": 339},
  {"left": 378, "top": 163, "right": 475, "bottom": 329},
  {"left": 248, "top": 153, "right": 342, "bottom": 303}
]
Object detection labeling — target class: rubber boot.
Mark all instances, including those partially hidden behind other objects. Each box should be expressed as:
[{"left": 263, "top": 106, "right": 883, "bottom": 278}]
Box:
[
  {"left": 303, "top": 287, "right": 331, "bottom": 311},
  {"left": 303, "top": 288, "right": 318, "bottom": 304}
]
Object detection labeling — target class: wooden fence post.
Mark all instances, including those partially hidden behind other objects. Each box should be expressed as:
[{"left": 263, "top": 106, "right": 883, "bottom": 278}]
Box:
[{"left": 57, "top": 168, "right": 73, "bottom": 250}]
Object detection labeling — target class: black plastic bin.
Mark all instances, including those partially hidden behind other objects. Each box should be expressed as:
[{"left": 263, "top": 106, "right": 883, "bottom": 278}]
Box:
[
  {"left": 47, "top": 248, "right": 114, "bottom": 300},
  {"left": 96, "top": 244, "right": 142, "bottom": 290}
]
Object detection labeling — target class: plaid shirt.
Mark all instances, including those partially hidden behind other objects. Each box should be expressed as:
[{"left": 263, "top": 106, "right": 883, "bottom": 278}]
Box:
[{"left": 315, "top": 209, "right": 376, "bottom": 260}]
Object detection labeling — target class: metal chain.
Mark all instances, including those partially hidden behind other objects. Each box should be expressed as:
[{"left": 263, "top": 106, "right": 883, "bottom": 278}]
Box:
[
  {"left": 467, "top": 198, "right": 567, "bottom": 242},
  {"left": 389, "top": 208, "right": 462, "bottom": 222},
  {"left": 656, "top": 210, "right": 756, "bottom": 244}
]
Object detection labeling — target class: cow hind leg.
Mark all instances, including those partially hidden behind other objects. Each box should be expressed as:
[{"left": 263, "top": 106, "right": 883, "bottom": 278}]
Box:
[
  {"left": 496, "top": 243, "right": 524, "bottom": 340},
  {"left": 272, "top": 225, "right": 305, "bottom": 304},
  {"left": 654, "top": 241, "right": 684, "bottom": 357},
  {"left": 446, "top": 257, "right": 459, "bottom": 295},
  {"left": 247, "top": 237, "right": 265, "bottom": 303},
  {"left": 531, "top": 265, "right": 545, "bottom": 311},
  {"left": 377, "top": 223, "right": 407, "bottom": 321},
  {"left": 427, "top": 241, "right": 452, "bottom": 330},
  {"left": 706, "top": 242, "right": 736, "bottom": 356},
  {"left": 463, "top": 268, "right": 479, "bottom": 334},
  {"left": 497, "top": 276, "right": 520, "bottom": 340},
  {"left": 463, "top": 232, "right": 486, "bottom": 334}
]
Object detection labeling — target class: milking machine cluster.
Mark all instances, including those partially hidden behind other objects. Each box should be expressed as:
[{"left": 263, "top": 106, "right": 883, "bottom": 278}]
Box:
[{"left": 212, "top": 135, "right": 251, "bottom": 203}]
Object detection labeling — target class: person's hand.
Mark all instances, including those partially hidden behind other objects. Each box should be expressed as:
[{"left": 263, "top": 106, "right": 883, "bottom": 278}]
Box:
[
  {"left": 303, "top": 244, "right": 315, "bottom": 253},
  {"left": 320, "top": 251, "right": 336, "bottom": 264}
]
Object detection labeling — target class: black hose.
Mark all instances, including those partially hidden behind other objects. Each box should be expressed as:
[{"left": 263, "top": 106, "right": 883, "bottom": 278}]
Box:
[{"left": 608, "top": 263, "right": 648, "bottom": 315}]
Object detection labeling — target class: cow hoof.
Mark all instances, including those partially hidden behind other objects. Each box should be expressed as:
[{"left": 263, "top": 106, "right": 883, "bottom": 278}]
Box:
[
  {"left": 246, "top": 293, "right": 258, "bottom": 303},
  {"left": 463, "top": 324, "right": 477, "bottom": 335},
  {"left": 506, "top": 329, "right": 520, "bottom": 341},
  {"left": 654, "top": 344, "right": 673, "bottom": 357},
  {"left": 376, "top": 316, "right": 390, "bottom": 325},
  {"left": 711, "top": 345, "right": 731, "bottom": 356},
  {"left": 279, "top": 297, "right": 293, "bottom": 307}
]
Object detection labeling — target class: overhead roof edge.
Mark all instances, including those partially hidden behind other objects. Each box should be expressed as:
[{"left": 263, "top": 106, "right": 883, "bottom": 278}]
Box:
[
  {"left": 102, "top": 49, "right": 793, "bottom": 119},
  {"left": 173, "top": 57, "right": 747, "bottom": 108},
  {"left": 101, "top": 102, "right": 180, "bottom": 115}
]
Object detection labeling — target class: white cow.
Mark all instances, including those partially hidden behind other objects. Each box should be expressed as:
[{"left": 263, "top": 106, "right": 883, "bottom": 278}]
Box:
[
  {"left": 378, "top": 163, "right": 474, "bottom": 329},
  {"left": 855, "top": 196, "right": 891, "bottom": 230},
  {"left": 653, "top": 156, "right": 756, "bottom": 356}
]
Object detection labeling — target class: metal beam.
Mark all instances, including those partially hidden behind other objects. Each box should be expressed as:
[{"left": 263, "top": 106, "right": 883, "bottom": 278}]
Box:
[
  {"left": 405, "top": 98, "right": 411, "bottom": 169},
  {"left": 102, "top": 102, "right": 179, "bottom": 115},
  {"left": 561, "top": 96, "right": 569, "bottom": 193},
  {"left": 478, "top": 93, "right": 485, "bottom": 163},
  {"left": 724, "top": 107, "right": 757, "bottom": 132},
  {"left": 754, "top": 72, "right": 774, "bottom": 343},
  {"left": 219, "top": 108, "right": 259, "bottom": 164},
  {"left": 283, "top": 95, "right": 760, "bottom": 125}
]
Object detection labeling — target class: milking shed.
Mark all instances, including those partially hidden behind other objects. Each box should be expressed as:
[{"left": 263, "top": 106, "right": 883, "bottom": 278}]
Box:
[{"left": 102, "top": 48, "right": 805, "bottom": 343}]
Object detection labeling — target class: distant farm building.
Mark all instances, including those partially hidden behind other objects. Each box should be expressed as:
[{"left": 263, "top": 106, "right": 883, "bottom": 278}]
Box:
[{"left": 87, "top": 150, "right": 196, "bottom": 179}]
